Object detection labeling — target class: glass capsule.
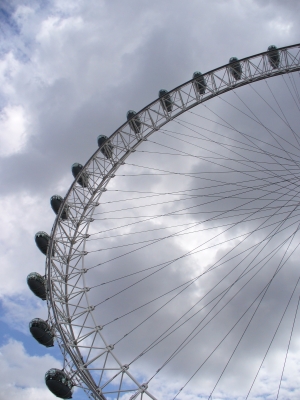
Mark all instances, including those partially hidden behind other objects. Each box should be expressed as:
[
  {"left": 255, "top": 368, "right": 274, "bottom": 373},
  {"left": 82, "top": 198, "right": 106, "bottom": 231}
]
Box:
[
  {"left": 71, "top": 163, "right": 89, "bottom": 188},
  {"left": 29, "top": 318, "right": 54, "bottom": 347},
  {"left": 50, "top": 195, "right": 68, "bottom": 220},
  {"left": 35, "top": 231, "right": 52, "bottom": 256},
  {"left": 159, "top": 89, "right": 173, "bottom": 112},
  {"left": 229, "top": 57, "right": 242, "bottom": 80},
  {"left": 97, "top": 135, "right": 114, "bottom": 159},
  {"left": 267, "top": 45, "right": 280, "bottom": 69},
  {"left": 45, "top": 369, "right": 73, "bottom": 399},
  {"left": 193, "top": 71, "right": 206, "bottom": 95},
  {"left": 127, "top": 110, "right": 141, "bottom": 134},
  {"left": 27, "top": 272, "right": 46, "bottom": 300}
]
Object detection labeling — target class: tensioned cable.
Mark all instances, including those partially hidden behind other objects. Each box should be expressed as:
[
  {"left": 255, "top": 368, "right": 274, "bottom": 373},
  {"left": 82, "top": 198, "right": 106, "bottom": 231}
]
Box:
[
  {"left": 276, "top": 296, "right": 300, "bottom": 399},
  {"left": 135, "top": 74, "right": 298, "bottom": 394},
  {"left": 91, "top": 205, "right": 300, "bottom": 244},
  {"left": 134, "top": 150, "right": 300, "bottom": 165},
  {"left": 179, "top": 105, "right": 300, "bottom": 160},
  {"left": 102, "top": 213, "right": 300, "bottom": 330},
  {"left": 113, "top": 169, "right": 300, "bottom": 176},
  {"left": 90, "top": 99, "right": 300, "bottom": 220},
  {"left": 264, "top": 79, "right": 300, "bottom": 147},
  {"left": 283, "top": 74, "right": 300, "bottom": 112},
  {"left": 196, "top": 96, "right": 300, "bottom": 183},
  {"left": 81, "top": 104, "right": 300, "bottom": 282},
  {"left": 185, "top": 102, "right": 300, "bottom": 185},
  {"left": 86, "top": 77, "right": 300, "bottom": 231},
  {"left": 85, "top": 176, "right": 300, "bottom": 296},
  {"left": 90, "top": 179, "right": 300, "bottom": 315},
  {"left": 108, "top": 138, "right": 299, "bottom": 203},
  {"left": 85, "top": 101, "right": 298, "bottom": 248},
  {"left": 112, "top": 128, "right": 300, "bottom": 378},
  {"left": 89, "top": 172, "right": 298, "bottom": 236},
  {"left": 89, "top": 208, "right": 300, "bottom": 288},
  {"left": 87, "top": 203, "right": 300, "bottom": 260},
  {"left": 185, "top": 102, "right": 300, "bottom": 160},
  {"left": 91, "top": 188, "right": 294, "bottom": 219},
  {"left": 105, "top": 159, "right": 300, "bottom": 196},
  {"left": 91, "top": 172, "right": 292, "bottom": 210},
  {"left": 180, "top": 105, "right": 300, "bottom": 167},
  {"left": 87, "top": 160, "right": 300, "bottom": 232},
  {"left": 288, "top": 70, "right": 300, "bottom": 103},
  {"left": 90, "top": 196, "right": 292, "bottom": 310},
  {"left": 86, "top": 163, "right": 300, "bottom": 224},
  {"left": 245, "top": 255, "right": 300, "bottom": 398},
  {"left": 144, "top": 236, "right": 300, "bottom": 396},
  {"left": 219, "top": 85, "right": 300, "bottom": 159},
  {"left": 120, "top": 162, "right": 300, "bottom": 181},
  {"left": 244, "top": 84, "right": 300, "bottom": 163},
  {"left": 48, "top": 54, "right": 300, "bottom": 400},
  {"left": 91, "top": 171, "right": 299, "bottom": 220},
  {"left": 125, "top": 192, "right": 300, "bottom": 363},
  {"left": 290, "top": 72, "right": 300, "bottom": 104},
  {"left": 286, "top": 72, "right": 300, "bottom": 107},
  {"left": 209, "top": 225, "right": 300, "bottom": 399},
  {"left": 112, "top": 238, "right": 294, "bottom": 363},
  {"left": 88, "top": 173, "right": 299, "bottom": 272},
  {"left": 86, "top": 214, "right": 300, "bottom": 308},
  {"left": 70, "top": 69, "right": 300, "bottom": 396},
  {"left": 162, "top": 121, "right": 298, "bottom": 180},
  {"left": 156, "top": 127, "right": 300, "bottom": 195},
  {"left": 88, "top": 210, "right": 300, "bottom": 254},
  {"left": 155, "top": 181, "right": 299, "bottom": 376},
  {"left": 126, "top": 228, "right": 298, "bottom": 364},
  {"left": 170, "top": 241, "right": 300, "bottom": 400}
]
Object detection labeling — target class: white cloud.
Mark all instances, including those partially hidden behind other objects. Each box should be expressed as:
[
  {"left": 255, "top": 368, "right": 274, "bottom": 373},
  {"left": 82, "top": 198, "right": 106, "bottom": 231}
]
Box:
[
  {"left": 0, "top": 1, "right": 300, "bottom": 399},
  {"left": 0, "top": 296, "right": 47, "bottom": 334},
  {"left": 0, "top": 339, "right": 61, "bottom": 400},
  {"left": 0, "top": 105, "right": 28, "bottom": 157},
  {"left": 0, "top": 192, "right": 54, "bottom": 297},
  {"left": 0, "top": 52, "right": 21, "bottom": 98}
]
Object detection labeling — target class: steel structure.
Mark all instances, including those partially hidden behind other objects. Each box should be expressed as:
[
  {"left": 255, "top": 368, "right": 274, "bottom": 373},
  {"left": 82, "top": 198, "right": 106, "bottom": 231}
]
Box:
[{"left": 45, "top": 44, "right": 300, "bottom": 399}]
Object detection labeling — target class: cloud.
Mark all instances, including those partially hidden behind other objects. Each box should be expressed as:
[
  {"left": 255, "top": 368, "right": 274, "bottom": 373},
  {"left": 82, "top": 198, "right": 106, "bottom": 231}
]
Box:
[
  {"left": 0, "top": 339, "right": 61, "bottom": 400},
  {"left": 1, "top": 0, "right": 300, "bottom": 399},
  {"left": 0, "top": 105, "right": 28, "bottom": 156}
]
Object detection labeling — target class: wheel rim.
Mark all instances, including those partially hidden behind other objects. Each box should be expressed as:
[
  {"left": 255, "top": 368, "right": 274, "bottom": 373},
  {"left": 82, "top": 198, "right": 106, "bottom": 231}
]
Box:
[{"left": 45, "top": 44, "right": 300, "bottom": 400}]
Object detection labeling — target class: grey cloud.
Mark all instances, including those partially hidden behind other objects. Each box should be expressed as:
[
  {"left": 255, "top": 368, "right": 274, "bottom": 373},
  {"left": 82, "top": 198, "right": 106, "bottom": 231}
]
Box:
[{"left": 1, "top": 1, "right": 300, "bottom": 399}]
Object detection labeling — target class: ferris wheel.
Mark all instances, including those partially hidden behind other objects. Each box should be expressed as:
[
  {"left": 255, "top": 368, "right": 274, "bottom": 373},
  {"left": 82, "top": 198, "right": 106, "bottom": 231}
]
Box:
[{"left": 27, "top": 44, "right": 300, "bottom": 400}]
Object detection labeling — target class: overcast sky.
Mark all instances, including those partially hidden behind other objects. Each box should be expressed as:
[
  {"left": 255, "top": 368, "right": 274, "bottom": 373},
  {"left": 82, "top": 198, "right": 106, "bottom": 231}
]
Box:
[{"left": 0, "top": 1, "right": 300, "bottom": 399}]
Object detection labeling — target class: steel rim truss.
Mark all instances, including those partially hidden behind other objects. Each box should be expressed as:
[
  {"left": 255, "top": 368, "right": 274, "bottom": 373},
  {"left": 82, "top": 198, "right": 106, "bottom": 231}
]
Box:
[{"left": 46, "top": 44, "right": 300, "bottom": 400}]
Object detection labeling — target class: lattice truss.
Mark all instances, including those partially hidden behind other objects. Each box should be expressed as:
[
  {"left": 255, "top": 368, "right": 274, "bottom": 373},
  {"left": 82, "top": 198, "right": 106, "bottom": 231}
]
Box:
[{"left": 45, "top": 44, "right": 300, "bottom": 400}]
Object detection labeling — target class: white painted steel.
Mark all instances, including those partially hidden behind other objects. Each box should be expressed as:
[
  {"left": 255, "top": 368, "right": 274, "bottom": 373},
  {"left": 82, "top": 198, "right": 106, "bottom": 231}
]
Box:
[{"left": 45, "top": 44, "right": 300, "bottom": 400}]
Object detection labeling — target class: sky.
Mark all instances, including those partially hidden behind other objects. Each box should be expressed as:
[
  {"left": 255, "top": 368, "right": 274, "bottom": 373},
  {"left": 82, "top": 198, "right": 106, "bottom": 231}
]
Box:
[{"left": 0, "top": 0, "right": 300, "bottom": 399}]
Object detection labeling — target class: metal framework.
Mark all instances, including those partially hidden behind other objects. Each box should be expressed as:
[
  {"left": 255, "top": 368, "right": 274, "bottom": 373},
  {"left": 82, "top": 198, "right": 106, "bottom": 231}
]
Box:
[{"left": 45, "top": 44, "right": 300, "bottom": 399}]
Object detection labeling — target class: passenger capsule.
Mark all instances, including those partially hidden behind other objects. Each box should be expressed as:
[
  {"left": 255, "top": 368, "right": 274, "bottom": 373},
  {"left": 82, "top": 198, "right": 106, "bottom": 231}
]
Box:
[
  {"left": 97, "top": 135, "right": 114, "bottom": 159},
  {"left": 27, "top": 272, "right": 46, "bottom": 300},
  {"left": 267, "top": 45, "right": 280, "bottom": 69},
  {"left": 127, "top": 110, "right": 141, "bottom": 134},
  {"left": 35, "top": 231, "right": 52, "bottom": 256},
  {"left": 159, "top": 89, "right": 173, "bottom": 113},
  {"left": 50, "top": 195, "right": 68, "bottom": 220},
  {"left": 193, "top": 71, "right": 206, "bottom": 95},
  {"left": 229, "top": 57, "right": 242, "bottom": 80},
  {"left": 45, "top": 369, "right": 73, "bottom": 399},
  {"left": 29, "top": 318, "right": 54, "bottom": 347},
  {"left": 71, "top": 163, "right": 88, "bottom": 188}
]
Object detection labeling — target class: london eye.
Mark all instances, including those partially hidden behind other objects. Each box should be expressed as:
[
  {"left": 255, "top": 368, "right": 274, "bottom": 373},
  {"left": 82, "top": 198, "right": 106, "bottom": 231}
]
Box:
[{"left": 28, "top": 44, "right": 300, "bottom": 400}]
